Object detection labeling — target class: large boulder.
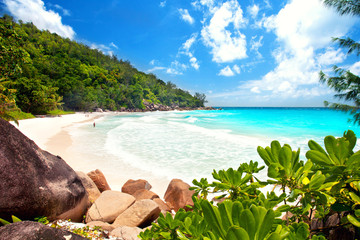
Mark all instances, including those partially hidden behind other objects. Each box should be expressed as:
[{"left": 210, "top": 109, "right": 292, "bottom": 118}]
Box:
[
  {"left": 153, "top": 198, "right": 171, "bottom": 215},
  {"left": 0, "top": 221, "right": 87, "bottom": 240},
  {"left": 87, "top": 169, "right": 111, "bottom": 192},
  {"left": 112, "top": 199, "right": 160, "bottom": 228},
  {"left": 0, "top": 118, "right": 88, "bottom": 222},
  {"left": 132, "top": 189, "right": 159, "bottom": 201},
  {"left": 164, "top": 179, "right": 195, "bottom": 211},
  {"left": 122, "top": 179, "right": 152, "bottom": 195},
  {"left": 77, "top": 171, "right": 101, "bottom": 204},
  {"left": 85, "top": 190, "right": 135, "bottom": 223},
  {"left": 110, "top": 226, "right": 143, "bottom": 240}
]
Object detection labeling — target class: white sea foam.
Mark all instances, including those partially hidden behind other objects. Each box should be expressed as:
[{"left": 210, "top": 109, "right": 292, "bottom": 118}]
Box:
[{"left": 65, "top": 109, "right": 360, "bottom": 190}]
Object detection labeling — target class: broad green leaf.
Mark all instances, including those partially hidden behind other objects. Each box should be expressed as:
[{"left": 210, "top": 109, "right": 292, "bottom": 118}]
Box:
[
  {"left": 309, "top": 171, "right": 325, "bottom": 190},
  {"left": 349, "top": 192, "right": 360, "bottom": 203},
  {"left": 265, "top": 233, "right": 281, "bottom": 240},
  {"left": 343, "top": 130, "right": 356, "bottom": 151},
  {"left": 219, "top": 200, "right": 233, "bottom": 231},
  {"left": 347, "top": 214, "right": 360, "bottom": 227},
  {"left": 177, "top": 229, "right": 189, "bottom": 240},
  {"left": 324, "top": 136, "right": 340, "bottom": 165},
  {"left": 257, "top": 146, "right": 272, "bottom": 166},
  {"left": 308, "top": 140, "right": 327, "bottom": 155},
  {"left": 279, "top": 146, "right": 292, "bottom": 173},
  {"left": 11, "top": 215, "right": 21, "bottom": 223},
  {"left": 268, "top": 163, "right": 283, "bottom": 179},
  {"left": 232, "top": 202, "right": 243, "bottom": 226},
  {"left": 225, "top": 226, "right": 249, "bottom": 240},
  {"left": 271, "top": 141, "right": 281, "bottom": 162},
  {"left": 201, "top": 200, "right": 226, "bottom": 239},
  {"left": 240, "top": 209, "right": 256, "bottom": 240},
  {"left": 0, "top": 218, "right": 10, "bottom": 225},
  {"left": 347, "top": 151, "right": 360, "bottom": 168},
  {"left": 276, "top": 205, "right": 291, "bottom": 212},
  {"left": 258, "top": 209, "right": 275, "bottom": 240},
  {"left": 306, "top": 150, "right": 333, "bottom": 166}
]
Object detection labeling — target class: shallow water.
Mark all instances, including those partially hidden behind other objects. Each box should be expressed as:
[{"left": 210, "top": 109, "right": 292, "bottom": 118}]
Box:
[{"left": 68, "top": 108, "right": 360, "bottom": 184}]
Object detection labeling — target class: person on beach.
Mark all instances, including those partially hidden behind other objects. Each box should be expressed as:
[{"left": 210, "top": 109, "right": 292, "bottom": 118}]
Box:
[{"left": 93, "top": 122, "right": 95, "bottom": 127}]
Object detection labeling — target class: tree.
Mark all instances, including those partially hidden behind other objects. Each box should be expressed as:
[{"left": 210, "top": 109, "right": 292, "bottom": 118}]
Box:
[
  {"left": 320, "top": 0, "right": 360, "bottom": 124},
  {"left": 0, "top": 15, "right": 29, "bottom": 122}
]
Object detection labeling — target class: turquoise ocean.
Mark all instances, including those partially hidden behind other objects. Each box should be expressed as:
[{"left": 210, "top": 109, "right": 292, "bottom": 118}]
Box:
[{"left": 68, "top": 108, "right": 360, "bottom": 185}]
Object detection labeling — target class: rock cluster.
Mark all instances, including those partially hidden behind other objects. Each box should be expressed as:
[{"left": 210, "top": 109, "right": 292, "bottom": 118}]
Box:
[{"left": 0, "top": 118, "right": 196, "bottom": 239}]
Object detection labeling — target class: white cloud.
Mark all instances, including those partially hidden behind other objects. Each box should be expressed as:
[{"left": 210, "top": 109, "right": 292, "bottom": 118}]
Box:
[
  {"left": 182, "top": 33, "right": 197, "bottom": 51},
  {"left": 110, "top": 42, "right": 118, "bottom": 49},
  {"left": 349, "top": 61, "right": 360, "bottom": 76},
  {"left": 219, "top": 66, "right": 235, "bottom": 76},
  {"left": 54, "top": 4, "right": 70, "bottom": 16},
  {"left": 201, "top": 0, "right": 248, "bottom": 63},
  {"left": 4, "top": 0, "right": 75, "bottom": 39},
  {"left": 159, "top": 1, "right": 166, "bottom": 7},
  {"left": 233, "top": 64, "right": 240, "bottom": 74},
  {"left": 179, "top": 8, "right": 195, "bottom": 25},
  {"left": 166, "top": 61, "right": 188, "bottom": 75},
  {"left": 180, "top": 33, "right": 200, "bottom": 70},
  {"left": 248, "top": 4, "right": 259, "bottom": 18},
  {"left": 190, "top": 57, "right": 200, "bottom": 70},
  {"left": 240, "top": 0, "right": 357, "bottom": 100},
  {"left": 250, "top": 35, "right": 263, "bottom": 58},
  {"left": 147, "top": 66, "right": 166, "bottom": 73},
  {"left": 317, "top": 47, "right": 346, "bottom": 66}
]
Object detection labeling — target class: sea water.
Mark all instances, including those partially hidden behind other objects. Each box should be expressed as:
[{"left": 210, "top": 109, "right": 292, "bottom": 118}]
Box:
[{"left": 68, "top": 108, "right": 360, "bottom": 184}]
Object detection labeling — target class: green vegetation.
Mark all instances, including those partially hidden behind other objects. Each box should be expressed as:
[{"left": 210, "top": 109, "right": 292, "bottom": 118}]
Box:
[
  {"left": 140, "top": 130, "right": 360, "bottom": 239},
  {"left": 0, "top": 15, "right": 206, "bottom": 121},
  {"left": 0, "top": 215, "right": 22, "bottom": 226},
  {"left": 320, "top": 0, "right": 360, "bottom": 124}
]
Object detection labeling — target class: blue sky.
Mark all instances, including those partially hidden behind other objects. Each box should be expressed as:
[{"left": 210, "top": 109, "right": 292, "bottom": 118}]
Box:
[{"left": 2, "top": 0, "right": 360, "bottom": 107}]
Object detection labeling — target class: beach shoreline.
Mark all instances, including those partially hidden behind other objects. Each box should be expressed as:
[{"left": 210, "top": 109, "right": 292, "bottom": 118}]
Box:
[{"left": 13, "top": 112, "right": 171, "bottom": 197}]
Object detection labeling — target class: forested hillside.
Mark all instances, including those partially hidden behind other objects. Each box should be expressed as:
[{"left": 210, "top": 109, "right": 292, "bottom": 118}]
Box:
[{"left": 0, "top": 15, "right": 206, "bottom": 116}]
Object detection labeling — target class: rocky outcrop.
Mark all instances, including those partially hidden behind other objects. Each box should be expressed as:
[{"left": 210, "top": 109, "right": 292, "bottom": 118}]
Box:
[
  {"left": 164, "top": 179, "right": 195, "bottom": 211},
  {"left": 0, "top": 221, "right": 87, "bottom": 240},
  {"left": 77, "top": 171, "right": 101, "bottom": 204},
  {"left": 85, "top": 190, "right": 135, "bottom": 223},
  {"left": 122, "top": 179, "right": 152, "bottom": 195},
  {"left": 110, "top": 226, "right": 143, "bottom": 240},
  {"left": 0, "top": 118, "right": 88, "bottom": 222},
  {"left": 87, "top": 169, "right": 111, "bottom": 192},
  {"left": 112, "top": 199, "right": 160, "bottom": 228}
]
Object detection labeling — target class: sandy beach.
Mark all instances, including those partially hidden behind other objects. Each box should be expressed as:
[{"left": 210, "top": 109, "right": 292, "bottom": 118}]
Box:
[{"left": 13, "top": 113, "right": 171, "bottom": 197}]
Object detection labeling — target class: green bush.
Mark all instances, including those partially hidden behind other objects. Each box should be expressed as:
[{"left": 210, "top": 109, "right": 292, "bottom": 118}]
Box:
[{"left": 140, "top": 130, "right": 360, "bottom": 239}]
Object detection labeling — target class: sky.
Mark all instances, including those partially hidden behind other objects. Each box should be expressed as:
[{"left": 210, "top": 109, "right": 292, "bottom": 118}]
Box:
[{"left": 1, "top": 0, "right": 360, "bottom": 107}]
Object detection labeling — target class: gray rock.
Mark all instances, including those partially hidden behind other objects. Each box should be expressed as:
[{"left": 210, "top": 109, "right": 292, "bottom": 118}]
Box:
[
  {"left": 110, "top": 226, "right": 143, "bottom": 240},
  {"left": 77, "top": 171, "right": 101, "bottom": 204},
  {"left": 0, "top": 118, "right": 88, "bottom": 222},
  {"left": 112, "top": 199, "right": 160, "bottom": 228},
  {"left": 0, "top": 221, "right": 87, "bottom": 240},
  {"left": 86, "top": 190, "right": 135, "bottom": 223}
]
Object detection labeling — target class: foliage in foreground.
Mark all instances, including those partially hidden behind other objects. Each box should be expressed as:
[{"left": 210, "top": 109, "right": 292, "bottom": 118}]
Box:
[
  {"left": 320, "top": 0, "right": 360, "bottom": 125},
  {"left": 140, "top": 130, "right": 360, "bottom": 239}
]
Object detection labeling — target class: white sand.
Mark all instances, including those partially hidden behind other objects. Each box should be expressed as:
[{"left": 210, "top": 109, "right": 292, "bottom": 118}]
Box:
[{"left": 13, "top": 113, "right": 170, "bottom": 197}]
